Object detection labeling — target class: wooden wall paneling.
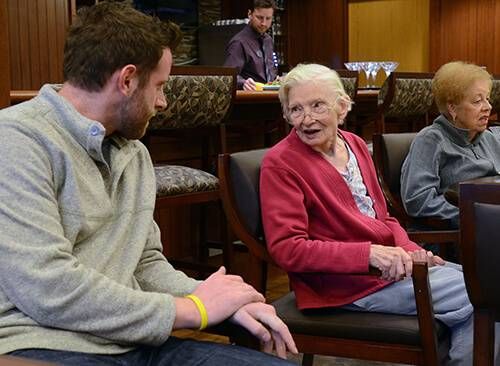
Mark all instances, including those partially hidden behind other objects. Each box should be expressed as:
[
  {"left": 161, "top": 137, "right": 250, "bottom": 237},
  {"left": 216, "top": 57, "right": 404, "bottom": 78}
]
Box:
[
  {"left": 8, "top": 0, "right": 71, "bottom": 90},
  {"left": 46, "top": 0, "right": 59, "bottom": 82},
  {"left": 428, "top": 0, "right": 441, "bottom": 72},
  {"left": 37, "top": 0, "right": 50, "bottom": 88},
  {"left": 430, "top": 0, "right": 476, "bottom": 70},
  {"left": 220, "top": 0, "right": 252, "bottom": 19},
  {"left": 0, "top": 0, "right": 10, "bottom": 108},
  {"left": 28, "top": 0, "right": 41, "bottom": 88},
  {"left": 475, "top": 0, "right": 495, "bottom": 70},
  {"left": 430, "top": 0, "right": 500, "bottom": 74},
  {"left": 55, "top": 0, "right": 70, "bottom": 82},
  {"left": 495, "top": 2, "right": 500, "bottom": 73},
  {"left": 287, "top": 0, "right": 347, "bottom": 69},
  {"left": 349, "top": 0, "right": 429, "bottom": 73},
  {"left": 10, "top": 0, "right": 30, "bottom": 89}
]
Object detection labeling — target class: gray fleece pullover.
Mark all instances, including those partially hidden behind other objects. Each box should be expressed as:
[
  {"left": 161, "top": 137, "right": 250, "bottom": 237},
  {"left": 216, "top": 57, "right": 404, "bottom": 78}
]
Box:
[
  {"left": 0, "top": 85, "right": 199, "bottom": 354},
  {"left": 401, "top": 114, "right": 500, "bottom": 227}
]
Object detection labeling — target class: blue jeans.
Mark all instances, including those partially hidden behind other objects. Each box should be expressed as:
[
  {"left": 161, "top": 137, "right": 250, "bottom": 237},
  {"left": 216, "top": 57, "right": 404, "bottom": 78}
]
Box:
[
  {"left": 346, "top": 262, "right": 500, "bottom": 366},
  {"left": 9, "top": 337, "right": 294, "bottom": 366}
]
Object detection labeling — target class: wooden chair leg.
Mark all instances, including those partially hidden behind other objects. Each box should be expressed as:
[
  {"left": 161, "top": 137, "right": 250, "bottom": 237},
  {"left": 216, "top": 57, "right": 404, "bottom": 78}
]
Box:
[
  {"left": 247, "top": 255, "right": 268, "bottom": 294},
  {"left": 473, "top": 309, "right": 495, "bottom": 366},
  {"left": 302, "top": 353, "right": 314, "bottom": 366},
  {"left": 196, "top": 205, "right": 209, "bottom": 279},
  {"left": 221, "top": 206, "right": 233, "bottom": 273}
]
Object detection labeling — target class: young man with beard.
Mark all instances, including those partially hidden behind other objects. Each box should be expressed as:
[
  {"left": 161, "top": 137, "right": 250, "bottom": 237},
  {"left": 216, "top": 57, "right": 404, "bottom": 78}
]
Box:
[
  {"left": 0, "top": 2, "right": 296, "bottom": 365},
  {"left": 224, "top": 0, "right": 278, "bottom": 90}
]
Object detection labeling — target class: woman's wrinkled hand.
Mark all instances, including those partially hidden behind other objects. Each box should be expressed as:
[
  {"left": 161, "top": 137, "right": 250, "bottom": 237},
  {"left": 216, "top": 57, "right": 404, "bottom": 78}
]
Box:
[
  {"left": 409, "top": 249, "right": 445, "bottom": 267},
  {"left": 369, "top": 244, "right": 413, "bottom": 281}
]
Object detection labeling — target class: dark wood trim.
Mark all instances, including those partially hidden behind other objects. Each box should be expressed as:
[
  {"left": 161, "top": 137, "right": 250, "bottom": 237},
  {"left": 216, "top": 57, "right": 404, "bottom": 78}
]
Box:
[{"left": 0, "top": 0, "right": 10, "bottom": 108}]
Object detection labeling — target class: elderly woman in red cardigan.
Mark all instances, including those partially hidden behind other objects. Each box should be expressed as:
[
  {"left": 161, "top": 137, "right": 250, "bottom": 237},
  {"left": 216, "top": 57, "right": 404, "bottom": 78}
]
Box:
[{"left": 260, "top": 63, "right": 499, "bottom": 366}]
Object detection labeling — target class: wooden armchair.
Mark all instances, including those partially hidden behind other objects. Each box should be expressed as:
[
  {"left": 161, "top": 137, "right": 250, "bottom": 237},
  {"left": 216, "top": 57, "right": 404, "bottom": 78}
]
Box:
[
  {"left": 376, "top": 72, "right": 435, "bottom": 133},
  {"left": 372, "top": 133, "right": 459, "bottom": 258},
  {"left": 143, "top": 66, "right": 237, "bottom": 276},
  {"left": 218, "top": 149, "right": 450, "bottom": 366},
  {"left": 459, "top": 176, "right": 500, "bottom": 366}
]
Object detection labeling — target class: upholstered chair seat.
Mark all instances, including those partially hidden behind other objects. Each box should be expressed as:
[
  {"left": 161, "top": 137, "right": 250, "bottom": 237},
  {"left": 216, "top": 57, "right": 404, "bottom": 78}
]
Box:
[
  {"left": 274, "top": 292, "right": 449, "bottom": 347},
  {"left": 154, "top": 165, "right": 219, "bottom": 197}
]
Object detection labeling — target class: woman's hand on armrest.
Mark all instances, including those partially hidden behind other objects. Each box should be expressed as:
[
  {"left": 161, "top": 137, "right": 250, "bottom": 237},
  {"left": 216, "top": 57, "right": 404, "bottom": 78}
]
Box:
[
  {"left": 409, "top": 249, "right": 445, "bottom": 267},
  {"left": 369, "top": 244, "right": 413, "bottom": 281}
]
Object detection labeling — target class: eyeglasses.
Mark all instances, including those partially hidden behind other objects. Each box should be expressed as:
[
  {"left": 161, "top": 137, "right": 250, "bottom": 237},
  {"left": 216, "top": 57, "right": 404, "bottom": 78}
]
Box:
[{"left": 287, "top": 101, "right": 333, "bottom": 122}]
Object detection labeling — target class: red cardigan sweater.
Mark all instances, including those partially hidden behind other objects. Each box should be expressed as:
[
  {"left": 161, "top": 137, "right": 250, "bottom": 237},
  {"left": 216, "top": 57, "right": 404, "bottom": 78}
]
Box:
[{"left": 260, "top": 130, "right": 421, "bottom": 310}]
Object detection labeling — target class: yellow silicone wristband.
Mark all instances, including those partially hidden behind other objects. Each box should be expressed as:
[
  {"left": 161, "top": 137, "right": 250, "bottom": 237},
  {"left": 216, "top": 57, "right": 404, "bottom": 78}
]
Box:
[{"left": 185, "top": 294, "right": 208, "bottom": 330}]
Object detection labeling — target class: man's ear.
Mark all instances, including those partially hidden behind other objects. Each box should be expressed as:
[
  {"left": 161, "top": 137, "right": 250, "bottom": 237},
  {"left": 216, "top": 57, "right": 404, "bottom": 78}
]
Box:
[
  {"left": 117, "top": 64, "right": 139, "bottom": 97},
  {"left": 248, "top": 9, "right": 252, "bottom": 18}
]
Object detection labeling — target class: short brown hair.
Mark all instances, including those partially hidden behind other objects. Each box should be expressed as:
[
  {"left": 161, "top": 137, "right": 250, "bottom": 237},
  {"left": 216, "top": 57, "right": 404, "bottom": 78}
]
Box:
[
  {"left": 432, "top": 61, "right": 492, "bottom": 114},
  {"left": 251, "top": 0, "right": 277, "bottom": 11},
  {"left": 63, "top": 1, "right": 182, "bottom": 91}
]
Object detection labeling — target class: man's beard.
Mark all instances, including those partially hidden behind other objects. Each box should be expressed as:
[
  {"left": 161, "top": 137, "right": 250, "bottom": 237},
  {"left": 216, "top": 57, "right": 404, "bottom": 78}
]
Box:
[{"left": 117, "top": 88, "right": 154, "bottom": 140}]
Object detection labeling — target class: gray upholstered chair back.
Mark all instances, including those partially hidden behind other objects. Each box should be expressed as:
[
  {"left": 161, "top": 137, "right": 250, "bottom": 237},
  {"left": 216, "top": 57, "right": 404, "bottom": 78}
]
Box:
[
  {"left": 378, "top": 72, "right": 434, "bottom": 118},
  {"left": 378, "top": 133, "right": 417, "bottom": 193},
  {"left": 148, "top": 66, "right": 236, "bottom": 130},
  {"left": 228, "top": 149, "right": 268, "bottom": 238}
]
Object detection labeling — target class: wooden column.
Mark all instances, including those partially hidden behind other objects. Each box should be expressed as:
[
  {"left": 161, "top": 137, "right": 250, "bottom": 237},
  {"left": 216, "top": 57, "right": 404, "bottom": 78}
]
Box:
[
  {"left": 0, "top": 0, "right": 10, "bottom": 108},
  {"left": 287, "top": 0, "right": 348, "bottom": 69}
]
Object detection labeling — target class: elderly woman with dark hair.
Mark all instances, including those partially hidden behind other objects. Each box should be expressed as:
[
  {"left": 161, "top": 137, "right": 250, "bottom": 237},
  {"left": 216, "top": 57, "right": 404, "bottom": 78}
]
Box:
[
  {"left": 260, "top": 63, "right": 500, "bottom": 366},
  {"left": 401, "top": 61, "right": 500, "bottom": 228}
]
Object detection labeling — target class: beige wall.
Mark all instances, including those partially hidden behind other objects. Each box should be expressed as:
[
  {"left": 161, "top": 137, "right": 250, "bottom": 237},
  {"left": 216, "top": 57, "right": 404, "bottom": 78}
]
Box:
[{"left": 349, "top": 0, "right": 429, "bottom": 84}]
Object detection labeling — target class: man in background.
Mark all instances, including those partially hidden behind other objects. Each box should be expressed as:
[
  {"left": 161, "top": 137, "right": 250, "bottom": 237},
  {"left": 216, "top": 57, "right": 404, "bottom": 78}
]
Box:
[
  {"left": 224, "top": 0, "right": 278, "bottom": 90},
  {"left": 0, "top": 2, "right": 296, "bottom": 365}
]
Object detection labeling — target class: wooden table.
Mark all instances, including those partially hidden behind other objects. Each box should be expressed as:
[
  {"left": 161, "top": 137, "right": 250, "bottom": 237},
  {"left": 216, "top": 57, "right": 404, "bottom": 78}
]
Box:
[
  {"left": 227, "top": 90, "right": 285, "bottom": 150},
  {"left": 235, "top": 90, "right": 280, "bottom": 103}
]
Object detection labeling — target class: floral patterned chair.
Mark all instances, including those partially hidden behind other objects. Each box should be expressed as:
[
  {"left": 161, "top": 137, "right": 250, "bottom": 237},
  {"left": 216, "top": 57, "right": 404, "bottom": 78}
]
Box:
[
  {"left": 335, "top": 69, "right": 360, "bottom": 134},
  {"left": 336, "top": 69, "right": 358, "bottom": 102},
  {"left": 376, "top": 72, "right": 435, "bottom": 133},
  {"left": 489, "top": 77, "right": 500, "bottom": 124},
  {"left": 144, "top": 66, "right": 237, "bottom": 277}
]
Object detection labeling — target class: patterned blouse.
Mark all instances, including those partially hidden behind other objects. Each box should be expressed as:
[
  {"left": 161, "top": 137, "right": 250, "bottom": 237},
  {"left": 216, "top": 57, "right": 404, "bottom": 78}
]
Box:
[{"left": 338, "top": 140, "right": 376, "bottom": 218}]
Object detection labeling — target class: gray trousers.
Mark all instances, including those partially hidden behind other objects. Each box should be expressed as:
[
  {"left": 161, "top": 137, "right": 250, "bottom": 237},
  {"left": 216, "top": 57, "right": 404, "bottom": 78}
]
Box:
[{"left": 347, "top": 262, "right": 499, "bottom": 366}]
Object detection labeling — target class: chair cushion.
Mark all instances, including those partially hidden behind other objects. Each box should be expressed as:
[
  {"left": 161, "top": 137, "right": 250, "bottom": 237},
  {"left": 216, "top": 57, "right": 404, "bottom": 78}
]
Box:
[
  {"left": 154, "top": 165, "right": 219, "bottom": 197},
  {"left": 273, "top": 292, "right": 449, "bottom": 346},
  {"left": 149, "top": 74, "right": 234, "bottom": 130}
]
